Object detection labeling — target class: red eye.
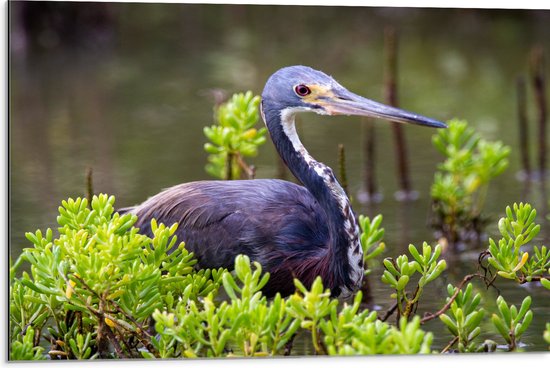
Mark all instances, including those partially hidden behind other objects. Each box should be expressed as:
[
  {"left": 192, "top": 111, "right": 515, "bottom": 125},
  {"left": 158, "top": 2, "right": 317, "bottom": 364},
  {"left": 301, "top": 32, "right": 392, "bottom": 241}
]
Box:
[{"left": 294, "top": 84, "right": 311, "bottom": 97}]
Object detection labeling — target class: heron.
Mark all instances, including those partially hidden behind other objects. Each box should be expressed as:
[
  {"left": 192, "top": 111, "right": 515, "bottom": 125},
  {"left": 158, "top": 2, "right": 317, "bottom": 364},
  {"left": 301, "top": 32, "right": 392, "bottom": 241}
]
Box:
[{"left": 121, "top": 65, "right": 446, "bottom": 298}]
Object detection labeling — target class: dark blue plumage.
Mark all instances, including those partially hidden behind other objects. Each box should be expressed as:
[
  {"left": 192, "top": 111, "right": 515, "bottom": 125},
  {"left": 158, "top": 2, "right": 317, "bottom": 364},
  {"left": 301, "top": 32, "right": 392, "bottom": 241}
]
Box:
[
  {"left": 129, "top": 179, "right": 333, "bottom": 296},
  {"left": 124, "top": 65, "right": 446, "bottom": 298}
]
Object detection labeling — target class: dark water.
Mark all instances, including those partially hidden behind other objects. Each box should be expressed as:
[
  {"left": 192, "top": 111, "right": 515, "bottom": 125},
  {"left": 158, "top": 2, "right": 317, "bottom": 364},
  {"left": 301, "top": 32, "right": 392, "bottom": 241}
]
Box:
[{"left": 9, "top": 2, "right": 550, "bottom": 352}]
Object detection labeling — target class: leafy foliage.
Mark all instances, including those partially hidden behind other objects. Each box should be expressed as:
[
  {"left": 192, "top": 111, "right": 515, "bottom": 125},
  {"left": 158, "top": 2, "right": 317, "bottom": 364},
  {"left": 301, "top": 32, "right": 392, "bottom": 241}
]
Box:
[
  {"left": 358, "top": 214, "right": 385, "bottom": 275},
  {"left": 204, "top": 91, "right": 266, "bottom": 179},
  {"left": 9, "top": 194, "right": 550, "bottom": 359},
  {"left": 10, "top": 194, "right": 224, "bottom": 359},
  {"left": 487, "top": 203, "right": 549, "bottom": 286},
  {"left": 287, "top": 277, "right": 338, "bottom": 353},
  {"left": 10, "top": 328, "right": 45, "bottom": 361},
  {"left": 439, "top": 283, "right": 485, "bottom": 352},
  {"left": 491, "top": 295, "right": 533, "bottom": 351},
  {"left": 381, "top": 243, "right": 447, "bottom": 319},
  {"left": 431, "top": 119, "right": 510, "bottom": 246},
  {"left": 152, "top": 255, "right": 301, "bottom": 357},
  {"left": 328, "top": 315, "right": 433, "bottom": 355},
  {"left": 321, "top": 292, "right": 433, "bottom": 355}
]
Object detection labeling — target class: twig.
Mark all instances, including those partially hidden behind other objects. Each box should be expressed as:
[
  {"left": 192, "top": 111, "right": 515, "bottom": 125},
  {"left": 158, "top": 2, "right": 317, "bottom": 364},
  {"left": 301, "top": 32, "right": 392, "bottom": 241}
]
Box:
[
  {"left": 361, "top": 119, "right": 378, "bottom": 201},
  {"left": 379, "top": 302, "right": 398, "bottom": 322},
  {"left": 225, "top": 152, "right": 234, "bottom": 180},
  {"left": 72, "top": 274, "right": 158, "bottom": 358},
  {"left": 478, "top": 250, "right": 504, "bottom": 290},
  {"left": 516, "top": 76, "right": 531, "bottom": 177},
  {"left": 530, "top": 46, "right": 547, "bottom": 177},
  {"left": 86, "top": 167, "right": 93, "bottom": 206},
  {"left": 235, "top": 153, "right": 256, "bottom": 179},
  {"left": 384, "top": 26, "right": 414, "bottom": 200},
  {"left": 99, "top": 314, "right": 128, "bottom": 358},
  {"left": 283, "top": 333, "right": 295, "bottom": 356},
  {"left": 420, "top": 273, "right": 484, "bottom": 324},
  {"left": 69, "top": 276, "right": 129, "bottom": 357},
  {"left": 517, "top": 275, "right": 550, "bottom": 284},
  {"left": 440, "top": 336, "right": 458, "bottom": 354},
  {"left": 338, "top": 143, "right": 349, "bottom": 196},
  {"left": 110, "top": 301, "right": 160, "bottom": 358}
]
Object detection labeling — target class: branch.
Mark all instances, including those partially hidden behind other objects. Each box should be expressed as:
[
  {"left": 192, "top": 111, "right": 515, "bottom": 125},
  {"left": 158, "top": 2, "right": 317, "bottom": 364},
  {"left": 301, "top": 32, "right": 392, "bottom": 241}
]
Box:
[
  {"left": 71, "top": 275, "right": 130, "bottom": 358},
  {"left": 379, "top": 302, "right": 398, "bottom": 322},
  {"left": 109, "top": 300, "right": 160, "bottom": 358},
  {"left": 440, "top": 336, "right": 458, "bottom": 354},
  {"left": 517, "top": 275, "right": 550, "bottom": 284},
  {"left": 235, "top": 153, "right": 256, "bottom": 179},
  {"left": 420, "top": 273, "right": 485, "bottom": 324}
]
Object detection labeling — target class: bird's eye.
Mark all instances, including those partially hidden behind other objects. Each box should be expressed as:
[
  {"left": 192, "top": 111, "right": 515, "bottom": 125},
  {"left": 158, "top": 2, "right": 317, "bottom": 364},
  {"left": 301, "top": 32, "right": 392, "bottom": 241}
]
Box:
[{"left": 294, "top": 84, "right": 311, "bottom": 97}]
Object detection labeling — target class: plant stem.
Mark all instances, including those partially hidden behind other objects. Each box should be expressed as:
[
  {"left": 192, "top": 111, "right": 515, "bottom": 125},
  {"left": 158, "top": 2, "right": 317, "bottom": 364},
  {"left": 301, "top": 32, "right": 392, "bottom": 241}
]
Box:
[
  {"left": 359, "top": 119, "right": 380, "bottom": 203},
  {"left": 311, "top": 322, "right": 325, "bottom": 355},
  {"left": 86, "top": 167, "right": 93, "bottom": 207},
  {"left": 380, "top": 302, "right": 398, "bottom": 322},
  {"left": 225, "top": 152, "right": 234, "bottom": 180},
  {"left": 530, "top": 46, "right": 547, "bottom": 177},
  {"left": 440, "top": 336, "right": 459, "bottom": 353},
  {"left": 236, "top": 153, "right": 256, "bottom": 179},
  {"left": 420, "top": 273, "right": 483, "bottom": 324},
  {"left": 516, "top": 76, "right": 531, "bottom": 177},
  {"left": 338, "top": 143, "right": 349, "bottom": 196},
  {"left": 385, "top": 26, "right": 414, "bottom": 200}
]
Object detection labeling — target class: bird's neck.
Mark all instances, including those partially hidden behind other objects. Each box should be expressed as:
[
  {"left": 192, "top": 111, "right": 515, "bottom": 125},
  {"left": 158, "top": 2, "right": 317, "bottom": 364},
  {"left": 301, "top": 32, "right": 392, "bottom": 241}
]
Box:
[{"left": 263, "top": 105, "right": 364, "bottom": 297}]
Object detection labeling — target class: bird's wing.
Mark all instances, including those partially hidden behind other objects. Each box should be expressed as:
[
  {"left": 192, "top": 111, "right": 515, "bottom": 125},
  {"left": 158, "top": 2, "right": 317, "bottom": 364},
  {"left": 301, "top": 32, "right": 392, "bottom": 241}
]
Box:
[{"left": 125, "top": 179, "right": 329, "bottom": 270}]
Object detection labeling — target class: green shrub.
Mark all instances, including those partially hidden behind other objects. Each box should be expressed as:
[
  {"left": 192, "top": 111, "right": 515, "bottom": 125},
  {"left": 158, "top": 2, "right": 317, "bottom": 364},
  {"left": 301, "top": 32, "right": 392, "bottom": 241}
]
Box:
[
  {"left": 9, "top": 194, "right": 550, "bottom": 359},
  {"left": 10, "top": 194, "right": 224, "bottom": 359},
  {"left": 439, "top": 283, "right": 485, "bottom": 352},
  {"left": 487, "top": 203, "right": 549, "bottom": 285},
  {"left": 381, "top": 243, "right": 446, "bottom": 319},
  {"left": 204, "top": 91, "right": 266, "bottom": 179},
  {"left": 491, "top": 296, "right": 533, "bottom": 351},
  {"left": 431, "top": 119, "right": 510, "bottom": 246}
]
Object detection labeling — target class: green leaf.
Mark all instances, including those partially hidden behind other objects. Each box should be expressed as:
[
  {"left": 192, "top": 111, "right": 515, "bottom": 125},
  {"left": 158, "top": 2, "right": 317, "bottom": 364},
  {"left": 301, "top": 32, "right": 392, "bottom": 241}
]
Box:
[
  {"left": 516, "top": 296, "right": 532, "bottom": 322},
  {"left": 396, "top": 275, "right": 410, "bottom": 291},
  {"left": 491, "top": 314, "right": 511, "bottom": 343},
  {"left": 408, "top": 244, "right": 423, "bottom": 264},
  {"left": 440, "top": 314, "right": 458, "bottom": 336},
  {"left": 516, "top": 311, "right": 533, "bottom": 338}
]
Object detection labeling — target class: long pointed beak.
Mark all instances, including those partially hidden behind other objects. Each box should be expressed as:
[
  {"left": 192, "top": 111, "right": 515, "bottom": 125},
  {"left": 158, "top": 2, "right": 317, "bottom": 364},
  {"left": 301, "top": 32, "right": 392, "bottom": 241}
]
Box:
[{"left": 320, "top": 88, "right": 447, "bottom": 129}]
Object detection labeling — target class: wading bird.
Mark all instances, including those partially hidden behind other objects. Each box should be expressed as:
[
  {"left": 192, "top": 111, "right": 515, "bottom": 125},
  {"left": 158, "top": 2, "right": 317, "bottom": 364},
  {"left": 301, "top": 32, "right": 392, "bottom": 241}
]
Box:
[{"left": 122, "top": 66, "right": 446, "bottom": 298}]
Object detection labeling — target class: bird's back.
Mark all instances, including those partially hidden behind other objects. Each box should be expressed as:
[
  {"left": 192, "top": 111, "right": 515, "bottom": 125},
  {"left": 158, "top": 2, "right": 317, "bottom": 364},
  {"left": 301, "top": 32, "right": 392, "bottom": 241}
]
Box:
[{"left": 124, "top": 179, "right": 331, "bottom": 294}]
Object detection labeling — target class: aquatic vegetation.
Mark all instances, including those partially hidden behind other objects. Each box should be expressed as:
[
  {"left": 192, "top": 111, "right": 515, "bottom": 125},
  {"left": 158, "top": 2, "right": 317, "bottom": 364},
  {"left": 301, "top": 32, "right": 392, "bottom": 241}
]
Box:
[
  {"left": 358, "top": 214, "right": 386, "bottom": 275},
  {"left": 439, "top": 283, "right": 485, "bottom": 352},
  {"left": 203, "top": 91, "right": 267, "bottom": 179},
  {"left": 9, "top": 328, "right": 45, "bottom": 361},
  {"left": 431, "top": 119, "right": 510, "bottom": 246},
  {"left": 491, "top": 296, "right": 533, "bottom": 351},
  {"left": 151, "top": 255, "right": 298, "bottom": 358},
  {"left": 381, "top": 242, "right": 447, "bottom": 319},
  {"left": 10, "top": 194, "right": 225, "bottom": 359},
  {"left": 485, "top": 203, "right": 550, "bottom": 287},
  {"left": 321, "top": 293, "right": 433, "bottom": 355},
  {"left": 287, "top": 277, "right": 338, "bottom": 354},
  {"left": 9, "top": 194, "right": 550, "bottom": 359}
]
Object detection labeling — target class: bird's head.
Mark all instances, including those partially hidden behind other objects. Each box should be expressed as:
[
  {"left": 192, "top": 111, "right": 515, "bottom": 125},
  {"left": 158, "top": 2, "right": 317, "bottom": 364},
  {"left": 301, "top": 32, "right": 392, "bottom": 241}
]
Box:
[{"left": 261, "top": 65, "right": 446, "bottom": 128}]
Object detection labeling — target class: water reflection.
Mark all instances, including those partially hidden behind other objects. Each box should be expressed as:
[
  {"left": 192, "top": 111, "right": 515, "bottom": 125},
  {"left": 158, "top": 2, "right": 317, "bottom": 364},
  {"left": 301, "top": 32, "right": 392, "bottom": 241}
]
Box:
[{"left": 9, "top": 2, "right": 550, "bottom": 352}]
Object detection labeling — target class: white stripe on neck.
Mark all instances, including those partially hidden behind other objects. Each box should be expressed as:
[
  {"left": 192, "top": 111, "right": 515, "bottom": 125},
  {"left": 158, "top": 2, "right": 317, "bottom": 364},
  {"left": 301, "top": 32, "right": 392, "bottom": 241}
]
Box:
[{"left": 278, "top": 107, "right": 364, "bottom": 297}]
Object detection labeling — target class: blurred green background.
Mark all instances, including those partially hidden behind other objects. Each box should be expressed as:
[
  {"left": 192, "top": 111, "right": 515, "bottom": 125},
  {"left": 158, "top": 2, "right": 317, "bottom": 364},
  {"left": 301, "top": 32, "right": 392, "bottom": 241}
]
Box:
[{"left": 9, "top": 1, "right": 550, "bottom": 351}]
